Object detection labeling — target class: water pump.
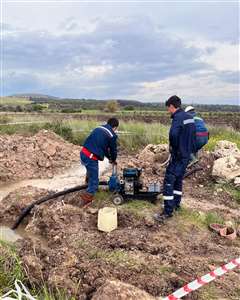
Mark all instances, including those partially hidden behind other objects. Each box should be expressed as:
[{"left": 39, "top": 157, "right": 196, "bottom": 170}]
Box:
[{"left": 108, "top": 165, "right": 161, "bottom": 205}]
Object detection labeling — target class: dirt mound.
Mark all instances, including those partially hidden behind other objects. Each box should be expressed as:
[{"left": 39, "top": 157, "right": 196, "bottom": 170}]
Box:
[
  {"left": 0, "top": 130, "right": 81, "bottom": 183},
  {"left": 92, "top": 280, "right": 156, "bottom": 300},
  {"left": 137, "top": 144, "right": 169, "bottom": 167},
  {"left": 116, "top": 149, "right": 214, "bottom": 188},
  {"left": 0, "top": 186, "right": 48, "bottom": 225}
]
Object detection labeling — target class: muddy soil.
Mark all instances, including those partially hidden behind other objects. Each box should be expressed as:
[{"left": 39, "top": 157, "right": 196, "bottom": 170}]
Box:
[
  {"left": 0, "top": 178, "right": 240, "bottom": 299},
  {"left": 0, "top": 148, "right": 240, "bottom": 300}
]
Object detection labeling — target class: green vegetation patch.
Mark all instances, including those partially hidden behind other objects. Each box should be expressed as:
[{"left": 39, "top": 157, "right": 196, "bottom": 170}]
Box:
[
  {"left": 0, "top": 97, "right": 31, "bottom": 105},
  {"left": 0, "top": 240, "right": 25, "bottom": 294},
  {"left": 206, "top": 126, "right": 240, "bottom": 151},
  {"left": 221, "top": 184, "right": 240, "bottom": 204},
  {"left": 178, "top": 207, "right": 224, "bottom": 228}
]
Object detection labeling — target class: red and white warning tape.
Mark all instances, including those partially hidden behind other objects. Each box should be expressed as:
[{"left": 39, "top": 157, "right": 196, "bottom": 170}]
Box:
[{"left": 161, "top": 257, "right": 240, "bottom": 300}]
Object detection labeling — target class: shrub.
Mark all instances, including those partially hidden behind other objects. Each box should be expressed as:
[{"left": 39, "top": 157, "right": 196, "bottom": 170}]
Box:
[
  {"left": 124, "top": 105, "right": 135, "bottom": 111},
  {"left": 0, "top": 115, "right": 11, "bottom": 124},
  {"left": 43, "top": 122, "right": 73, "bottom": 141},
  {"left": 105, "top": 100, "right": 119, "bottom": 113}
]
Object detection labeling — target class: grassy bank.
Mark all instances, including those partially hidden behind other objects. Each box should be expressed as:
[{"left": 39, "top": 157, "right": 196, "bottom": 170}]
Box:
[{"left": 0, "top": 116, "right": 239, "bottom": 152}]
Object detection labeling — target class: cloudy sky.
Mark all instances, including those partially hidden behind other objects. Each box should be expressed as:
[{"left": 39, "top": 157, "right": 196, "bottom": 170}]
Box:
[{"left": 1, "top": 1, "right": 239, "bottom": 104}]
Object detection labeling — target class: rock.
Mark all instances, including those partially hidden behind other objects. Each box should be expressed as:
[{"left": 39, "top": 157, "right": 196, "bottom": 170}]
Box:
[
  {"left": 138, "top": 144, "right": 168, "bottom": 167},
  {"left": 234, "top": 177, "right": 240, "bottom": 188},
  {"left": 212, "top": 156, "right": 240, "bottom": 182},
  {"left": 213, "top": 141, "right": 240, "bottom": 159},
  {"left": 92, "top": 280, "right": 156, "bottom": 300}
]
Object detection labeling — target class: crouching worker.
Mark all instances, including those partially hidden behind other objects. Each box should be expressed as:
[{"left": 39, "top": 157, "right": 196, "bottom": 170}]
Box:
[
  {"left": 80, "top": 118, "right": 119, "bottom": 206},
  {"left": 154, "top": 96, "right": 196, "bottom": 222},
  {"left": 185, "top": 105, "right": 209, "bottom": 165}
]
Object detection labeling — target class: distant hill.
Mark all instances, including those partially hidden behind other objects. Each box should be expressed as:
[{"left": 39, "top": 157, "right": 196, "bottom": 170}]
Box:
[
  {"left": 11, "top": 93, "right": 60, "bottom": 100},
  {"left": 6, "top": 94, "right": 239, "bottom": 112}
]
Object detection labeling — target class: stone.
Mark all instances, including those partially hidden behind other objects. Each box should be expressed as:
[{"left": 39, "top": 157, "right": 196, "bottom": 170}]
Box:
[
  {"left": 92, "top": 280, "right": 156, "bottom": 300},
  {"left": 234, "top": 177, "right": 240, "bottom": 188},
  {"left": 212, "top": 155, "right": 240, "bottom": 182},
  {"left": 213, "top": 141, "right": 240, "bottom": 159}
]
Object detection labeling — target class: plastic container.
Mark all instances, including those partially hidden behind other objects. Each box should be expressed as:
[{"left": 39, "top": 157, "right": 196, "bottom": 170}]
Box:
[{"left": 98, "top": 207, "right": 118, "bottom": 233}]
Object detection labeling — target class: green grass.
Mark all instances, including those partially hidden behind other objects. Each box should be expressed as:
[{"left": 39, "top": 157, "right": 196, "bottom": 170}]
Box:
[
  {"left": 0, "top": 240, "right": 77, "bottom": 299},
  {"left": 0, "top": 240, "right": 26, "bottom": 295},
  {"left": 122, "top": 199, "right": 156, "bottom": 218},
  {"left": 0, "top": 97, "right": 31, "bottom": 105},
  {"left": 0, "top": 113, "right": 239, "bottom": 153},
  {"left": 199, "top": 284, "right": 219, "bottom": 300},
  {"left": 206, "top": 126, "right": 240, "bottom": 151},
  {"left": 178, "top": 207, "right": 225, "bottom": 228},
  {"left": 86, "top": 247, "right": 171, "bottom": 276},
  {"left": 221, "top": 184, "right": 240, "bottom": 204},
  {"left": 92, "top": 190, "right": 113, "bottom": 207},
  {"left": 36, "top": 287, "right": 77, "bottom": 300}
]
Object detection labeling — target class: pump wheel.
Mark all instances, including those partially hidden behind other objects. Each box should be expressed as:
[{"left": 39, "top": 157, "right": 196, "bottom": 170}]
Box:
[{"left": 111, "top": 194, "right": 124, "bottom": 205}]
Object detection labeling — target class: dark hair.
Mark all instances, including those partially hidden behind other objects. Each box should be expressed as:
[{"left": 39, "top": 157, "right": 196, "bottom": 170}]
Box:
[
  {"left": 107, "top": 118, "right": 119, "bottom": 128},
  {"left": 165, "top": 95, "right": 182, "bottom": 108}
]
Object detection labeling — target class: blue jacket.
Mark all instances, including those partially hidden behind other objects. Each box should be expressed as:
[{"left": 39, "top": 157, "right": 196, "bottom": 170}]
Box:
[
  {"left": 189, "top": 111, "right": 208, "bottom": 133},
  {"left": 169, "top": 109, "right": 196, "bottom": 160},
  {"left": 83, "top": 124, "right": 118, "bottom": 161}
]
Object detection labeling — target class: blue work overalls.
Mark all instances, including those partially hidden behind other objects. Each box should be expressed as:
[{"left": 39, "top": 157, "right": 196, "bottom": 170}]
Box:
[
  {"left": 163, "top": 109, "right": 196, "bottom": 215},
  {"left": 80, "top": 124, "right": 118, "bottom": 195}
]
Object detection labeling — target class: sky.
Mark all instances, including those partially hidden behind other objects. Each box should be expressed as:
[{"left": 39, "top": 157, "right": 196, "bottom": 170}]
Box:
[{"left": 1, "top": 0, "right": 239, "bottom": 105}]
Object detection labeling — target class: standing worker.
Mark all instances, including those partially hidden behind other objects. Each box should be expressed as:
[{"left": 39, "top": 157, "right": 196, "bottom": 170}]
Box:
[
  {"left": 154, "top": 96, "right": 196, "bottom": 222},
  {"left": 80, "top": 118, "right": 119, "bottom": 206},
  {"left": 185, "top": 106, "right": 209, "bottom": 165}
]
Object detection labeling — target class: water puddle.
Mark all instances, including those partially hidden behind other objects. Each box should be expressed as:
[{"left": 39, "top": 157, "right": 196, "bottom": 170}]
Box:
[
  {"left": 0, "top": 159, "right": 110, "bottom": 202},
  {"left": 0, "top": 159, "right": 110, "bottom": 244},
  {"left": 0, "top": 226, "right": 22, "bottom": 243},
  {"left": 0, "top": 224, "right": 49, "bottom": 248}
]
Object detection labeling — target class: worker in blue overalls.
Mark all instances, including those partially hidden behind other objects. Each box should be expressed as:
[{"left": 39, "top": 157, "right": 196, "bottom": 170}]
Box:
[
  {"left": 185, "top": 105, "right": 209, "bottom": 165},
  {"left": 154, "top": 96, "right": 196, "bottom": 222},
  {"left": 80, "top": 118, "right": 119, "bottom": 206}
]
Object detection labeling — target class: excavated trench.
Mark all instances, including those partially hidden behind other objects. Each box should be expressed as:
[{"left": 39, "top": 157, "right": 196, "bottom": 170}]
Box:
[
  {"left": 0, "top": 137, "right": 240, "bottom": 299},
  {"left": 0, "top": 159, "right": 110, "bottom": 244}
]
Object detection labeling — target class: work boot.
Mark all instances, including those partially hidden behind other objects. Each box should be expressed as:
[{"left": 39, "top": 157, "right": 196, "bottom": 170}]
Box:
[
  {"left": 79, "top": 191, "right": 94, "bottom": 207},
  {"left": 153, "top": 212, "right": 172, "bottom": 223},
  {"left": 174, "top": 205, "right": 181, "bottom": 212}
]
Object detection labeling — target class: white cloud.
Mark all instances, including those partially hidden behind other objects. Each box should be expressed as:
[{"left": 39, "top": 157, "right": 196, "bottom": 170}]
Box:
[
  {"left": 131, "top": 72, "right": 239, "bottom": 104},
  {"left": 74, "top": 64, "right": 113, "bottom": 79},
  {"left": 201, "top": 43, "right": 239, "bottom": 72},
  {"left": 187, "top": 38, "right": 239, "bottom": 72}
]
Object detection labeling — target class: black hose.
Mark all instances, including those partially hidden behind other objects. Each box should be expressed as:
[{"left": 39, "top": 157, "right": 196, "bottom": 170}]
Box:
[
  {"left": 12, "top": 181, "right": 108, "bottom": 230},
  {"left": 12, "top": 166, "right": 202, "bottom": 230}
]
